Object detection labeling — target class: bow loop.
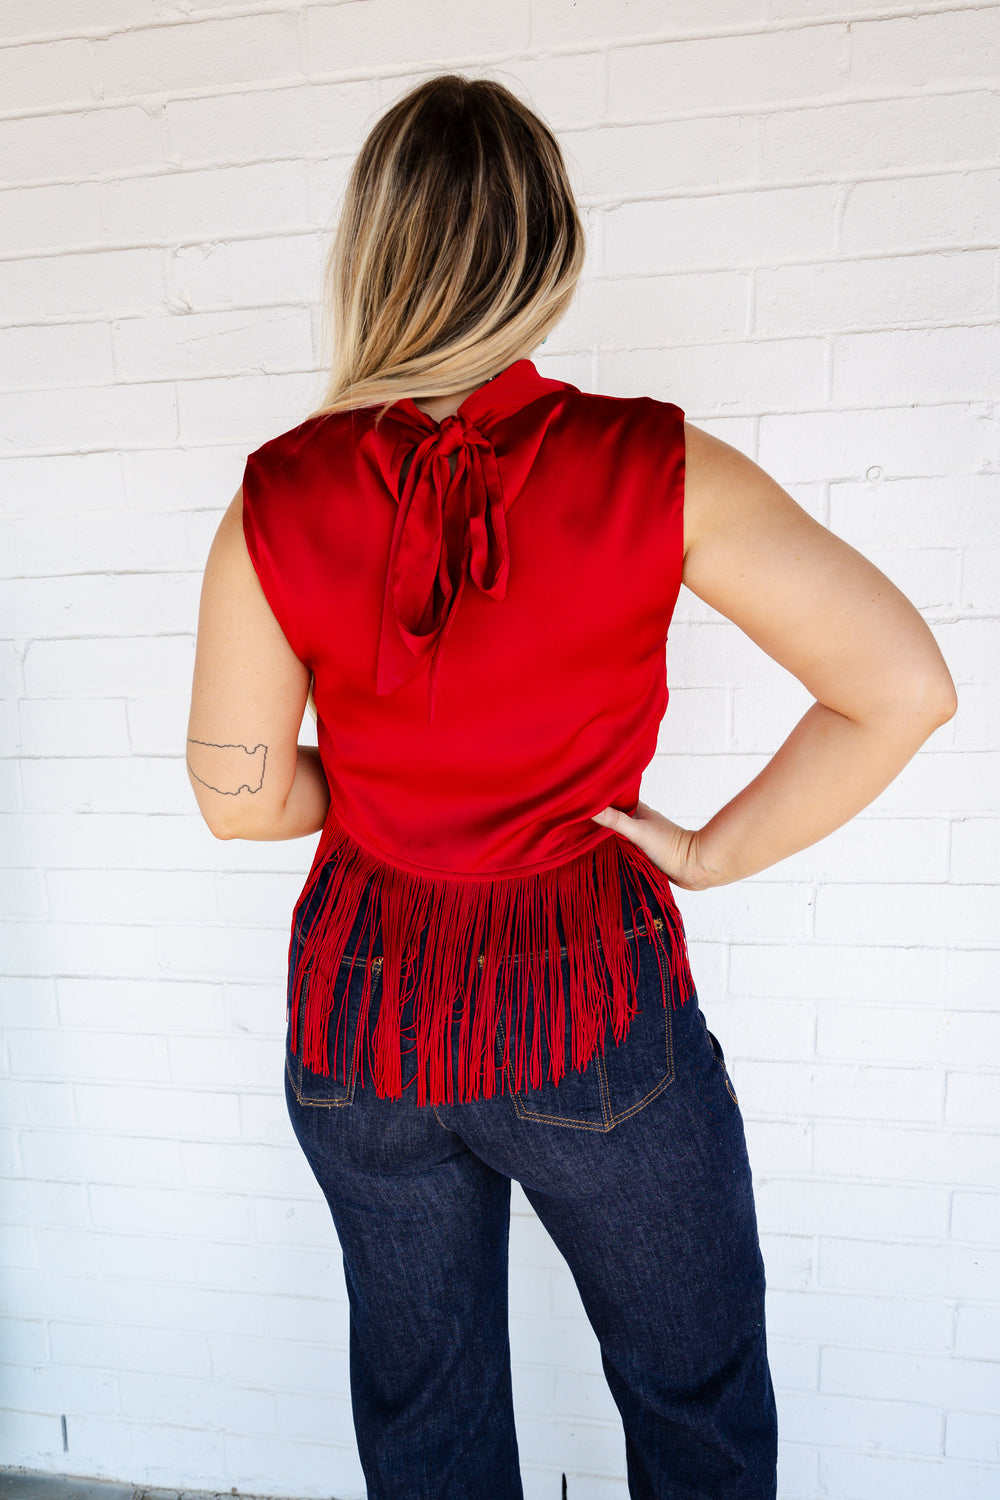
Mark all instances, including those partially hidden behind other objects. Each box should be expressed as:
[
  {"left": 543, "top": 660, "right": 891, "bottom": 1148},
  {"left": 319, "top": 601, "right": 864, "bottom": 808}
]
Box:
[{"left": 377, "top": 411, "right": 510, "bottom": 721}]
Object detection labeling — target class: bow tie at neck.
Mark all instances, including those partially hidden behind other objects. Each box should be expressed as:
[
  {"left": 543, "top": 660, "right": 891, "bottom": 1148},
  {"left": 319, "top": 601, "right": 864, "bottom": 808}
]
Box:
[{"left": 376, "top": 409, "right": 510, "bottom": 723}]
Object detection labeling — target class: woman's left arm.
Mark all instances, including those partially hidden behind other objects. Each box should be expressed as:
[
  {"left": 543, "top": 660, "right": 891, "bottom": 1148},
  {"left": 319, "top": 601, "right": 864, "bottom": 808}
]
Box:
[{"left": 186, "top": 488, "right": 331, "bottom": 841}]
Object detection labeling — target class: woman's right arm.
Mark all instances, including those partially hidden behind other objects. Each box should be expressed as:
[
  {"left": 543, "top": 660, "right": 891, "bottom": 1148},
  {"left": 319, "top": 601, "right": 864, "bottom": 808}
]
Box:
[{"left": 592, "top": 422, "right": 958, "bottom": 890}]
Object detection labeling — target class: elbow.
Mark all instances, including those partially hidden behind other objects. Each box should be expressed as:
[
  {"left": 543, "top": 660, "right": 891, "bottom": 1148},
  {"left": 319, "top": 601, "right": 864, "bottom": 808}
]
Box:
[
  {"left": 914, "top": 669, "right": 959, "bottom": 730},
  {"left": 871, "top": 672, "right": 959, "bottom": 736},
  {"left": 931, "top": 680, "right": 959, "bottom": 727}
]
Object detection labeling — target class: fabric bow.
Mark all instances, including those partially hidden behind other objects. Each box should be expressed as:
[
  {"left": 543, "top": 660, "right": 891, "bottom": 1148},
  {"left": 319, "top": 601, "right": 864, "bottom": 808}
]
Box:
[{"left": 376, "top": 411, "right": 510, "bottom": 723}]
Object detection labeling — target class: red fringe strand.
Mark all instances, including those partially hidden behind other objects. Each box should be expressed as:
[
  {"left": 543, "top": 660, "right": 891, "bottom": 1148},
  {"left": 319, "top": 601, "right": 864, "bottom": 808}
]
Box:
[{"left": 287, "top": 817, "right": 696, "bottom": 1108}]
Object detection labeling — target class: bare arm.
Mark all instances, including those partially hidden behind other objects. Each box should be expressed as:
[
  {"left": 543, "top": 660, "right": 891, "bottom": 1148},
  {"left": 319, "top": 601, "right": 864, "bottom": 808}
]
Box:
[
  {"left": 593, "top": 423, "right": 958, "bottom": 889},
  {"left": 186, "top": 488, "right": 330, "bottom": 841}
]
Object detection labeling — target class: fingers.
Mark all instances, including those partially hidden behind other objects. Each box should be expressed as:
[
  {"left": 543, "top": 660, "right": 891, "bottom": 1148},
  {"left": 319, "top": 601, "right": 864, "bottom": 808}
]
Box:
[{"left": 591, "top": 805, "right": 640, "bottom": 843}]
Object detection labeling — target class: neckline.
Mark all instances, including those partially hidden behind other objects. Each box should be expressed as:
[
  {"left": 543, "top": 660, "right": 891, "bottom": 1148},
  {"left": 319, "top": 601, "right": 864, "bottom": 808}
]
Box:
[{"left": 385, "top": 358, "right": 564, "bottom": 434}]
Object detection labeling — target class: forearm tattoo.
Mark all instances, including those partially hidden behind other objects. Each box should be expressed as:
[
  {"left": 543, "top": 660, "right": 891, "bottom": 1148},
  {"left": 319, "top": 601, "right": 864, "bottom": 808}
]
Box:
[{"left": 187, "top": 738, "right": 268, "bottom": 795}]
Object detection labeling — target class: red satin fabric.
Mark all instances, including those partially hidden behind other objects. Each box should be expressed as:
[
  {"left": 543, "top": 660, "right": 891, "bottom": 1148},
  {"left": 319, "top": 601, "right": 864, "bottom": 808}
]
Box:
[
  {"left": 242, "top": 358, "right": 687, "bottom": 879},
  {"left": 377, "top": 406, "right": 510, "bottom": 720},
  {"left": 241, "top": 359, "right": 693, "bottom": 1103}
]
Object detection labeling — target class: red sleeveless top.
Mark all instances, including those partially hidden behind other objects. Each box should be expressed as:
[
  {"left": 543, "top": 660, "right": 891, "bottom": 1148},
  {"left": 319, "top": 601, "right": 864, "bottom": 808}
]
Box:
[{"left": 241, "top": 357, "right": 695, "bottom": 1106}]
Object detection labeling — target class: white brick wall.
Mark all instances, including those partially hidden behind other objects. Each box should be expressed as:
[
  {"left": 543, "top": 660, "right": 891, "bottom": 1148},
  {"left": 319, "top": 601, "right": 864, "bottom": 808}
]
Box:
[{"left": 1, "top": 4, "right": 997, "bottom": 1499}]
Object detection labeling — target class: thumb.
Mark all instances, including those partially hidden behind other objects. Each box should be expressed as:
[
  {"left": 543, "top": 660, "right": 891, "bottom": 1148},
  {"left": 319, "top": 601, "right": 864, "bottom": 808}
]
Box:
[{"left": 591, "top": 804, "right": 636, "bottom": 835}]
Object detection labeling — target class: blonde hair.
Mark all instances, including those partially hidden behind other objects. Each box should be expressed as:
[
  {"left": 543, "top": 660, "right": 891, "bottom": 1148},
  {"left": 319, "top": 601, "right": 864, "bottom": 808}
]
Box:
[{"left": 309, "top": 73, "right": 586, "bottom": 423}]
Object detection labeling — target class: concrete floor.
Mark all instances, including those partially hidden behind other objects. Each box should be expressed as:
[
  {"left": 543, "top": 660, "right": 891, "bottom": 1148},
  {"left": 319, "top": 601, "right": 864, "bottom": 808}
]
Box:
[{"left": 0, "top": 1473, "right": 303, "bottom": 1500}]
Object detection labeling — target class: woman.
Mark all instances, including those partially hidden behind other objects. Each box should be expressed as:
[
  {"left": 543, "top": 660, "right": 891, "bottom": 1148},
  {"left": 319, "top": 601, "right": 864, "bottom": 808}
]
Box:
[{"left": 186, "top": 74, "right": 957, "bottom": 1500}]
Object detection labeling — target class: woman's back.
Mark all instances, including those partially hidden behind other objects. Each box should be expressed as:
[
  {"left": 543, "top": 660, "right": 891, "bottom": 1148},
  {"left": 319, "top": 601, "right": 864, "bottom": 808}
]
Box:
[
  {"left": 241, "top": 357, "right": 686, "bottom": 877},
  {"left": 240, "top": 355, "right": 697, "bottom": 1104}
]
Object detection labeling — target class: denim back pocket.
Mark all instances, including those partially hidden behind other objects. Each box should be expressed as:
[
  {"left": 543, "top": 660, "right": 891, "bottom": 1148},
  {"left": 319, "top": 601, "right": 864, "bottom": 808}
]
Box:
[
  {"left": 701, "top": 1011, "right": 739, "bottom": 1106},
  {"left": 285, "top": 950, "right": 383, "bottom": 1108},
  {"left": 497, "top": 915, "right": 675, "bottom": 1132}
]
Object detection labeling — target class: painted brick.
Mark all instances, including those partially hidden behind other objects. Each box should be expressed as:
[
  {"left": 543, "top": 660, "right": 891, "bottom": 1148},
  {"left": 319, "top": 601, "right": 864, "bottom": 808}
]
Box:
[
  {"left": 1, "top": 106, "right": 162, "bottom": 188},
  {"left": 762, "top": 92, "right": 1000, "bottom": 179},
  {"left": 0, "top": 813, "right": 146, "bottom": 870},
  {"left": 20, "top": 755, "right": 191, "bottom": 816},
  {"left": 955, "top": 1302, "right": 1000, "bottom": 1360},
  {"left": 821, "top": 1345, "right": 1000, "bottom": 1414},
  {"left": 571, "top": 116, "right": 756, "bottom": 197},
  {"left": 50, "top": 1320, "right": 209, "bottom": 1377},
  {"left": 760, "top": 405, "right": 994, "bottom": 485},
  {"left": 89, "top": 1184, "right": 254, "bottom": 1241},
  {"left": 113, "top": 307, "right": 312, "bottom": 381},
  {"left": 57, "top": 975, "right": 225, "bottom": 1036},
  {"left": 606, "top": 334, "right": 827, "bottom": 414},
  {"left": 0, "top": 868, "right": 47, "bottom": 920},
  {"left": 73, "top": 1080, "right": 240, "bottom": 1140},
  {"left": 166, "top": 1034, "right": 283, "bottom": 1091},
  {"left": 118, "top": 1368, "right": 276, "bottom": 1434},
  {"left": 818, "top": 1238, "right": 1000, "bottom": 1302},
  {"left": 1, "top": 452, "right": 126, "bottom": 517},
  {"left": 225, "top": 232, "right": 324, "bottom": 308},
  {"left": 0, "top": 37, "right": 94, "bottom": 111},
  {"left": 945, "top": 1409, "right": 1000, "bottom": 1464},
  {"left": 0, "top": 978, "right": 59, "bottom": 1032},
  {"left": 34, "top": 1225, "right": 196, "bottom": 1282},
  {"left": 47, "top": 869, "right": 217, "bottom": 926},
  {"left": 502, "top": 52, "right": 605, "bottom": 130},
  {"left": 759, "top": 1233, "right": 815, "bottom": 1291},
  {"left": 19, "top": 698, "right": 130, "bottom": 757},
  {"left": 1, "top": 381, "right": 179, "bottom": 457},
  {"left": 95, "top": 14, "right": 301, "bottom": 97},
  {"left": 738, "top": 1059, "right": 944, "bottom": 1124},
  {"left": 767, "top": 1289, "right": 952, "bottom": 1353},
  {"left": 23, "top": 637, "right": 193, "bottom": 698},
  {"left": 0, "top": 1362, "right": 119, "bottom": 1418},
  {"left": 3, "top": 10, "right": 998, "bottom": 1498},
  {"left": 950, "top": 1192, "right": 1000, "bottom": 1246},
  {"left": 606, "top": 184, "right": 840, "bottom": 275},
  {"left": 0, "top": 249, "right": 164, "bottom": 325},
  {"left": 127, "top": 692, "right": 191, "bottom": 755},
  {"left": 19, "top": 1128, "right": 181, "bottom": 1187},
  {"left": 815, "top": 882, "right": 1000, "bottom": 948},
  {"left": 944, "top": 1072, "right": 1000, "bottom": 1131},
  {"left": 609, "top": 26, "right": 850, "bottom": 116},
  {"left": 6, "top": 1026, "right": 166, "bottom": 1086},
  {"left": 166, "top": 78, "right": 380, "bottom": 167},
  {"left": 772, "top": 1389, "right": 944, "bottom": 1455},
  {"left": 110, "top": 1280, "right": 264, "bottom": 1338},
  {"left": 101, "top": 161, "right": 310, "bottom": 246},
  {"left": 757, "top": 250, "right": 994, "bottom": 337},
  {"left": 813, "top": 1122, "right": 1000, "bottom": 1190},
  {"left": 832, "top": 326, "right": 1000, "bottom": 407},
  {"left": 121, "top": 445, "right": 246, "bottom": 511},
  {"left": 175, "top": 370, "right": 318, "bottom": 445},
  {"left": 565, "top": 270, "right": 748, "bottom": 349},
  {"left": 757, "top": 1178, "right": 947, "bottom": 1239},
  {"left": 0, "top": 923, "right": 162, "bottom": 982},
  {"left": 842, "top": 168, "right": 1000, "bottom": 254},
  {"left": 305, "top": 0, "right": 529, "bottom": 71},
  {"left": 167, "top": 239, "right": 230, "bottom": 310},
  {"left": 531, "top": 0, "right": 768, "bottom": 47},
  {"left": 0, "top": 321, "right": 114, "bottom": 390},
  {"left": 831, "top": 475, "right": 1000, "bottom": 549},
  {"left": 849, "top": 10, "right": 1000, "bottom": 93}
]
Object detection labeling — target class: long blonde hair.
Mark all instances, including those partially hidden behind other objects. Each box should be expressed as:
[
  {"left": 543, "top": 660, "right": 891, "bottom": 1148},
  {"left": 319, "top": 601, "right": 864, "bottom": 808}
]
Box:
[{"left": 309, "top": 73, "right": 586, "bottom": 423}]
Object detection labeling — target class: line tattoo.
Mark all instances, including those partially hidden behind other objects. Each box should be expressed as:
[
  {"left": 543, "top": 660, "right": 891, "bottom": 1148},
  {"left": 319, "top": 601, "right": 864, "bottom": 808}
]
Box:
[{"left": 187, "top": 738, "right": 268, "bottom": 796}]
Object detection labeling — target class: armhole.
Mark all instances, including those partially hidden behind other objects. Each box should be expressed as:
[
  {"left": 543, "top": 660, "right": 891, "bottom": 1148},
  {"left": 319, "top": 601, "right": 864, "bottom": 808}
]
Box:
[
  {"left": 663, "top": 402, "right": 686, "bottom": 615},
  {"left": 240, "top": 450, "right": 311, "bottom": 667},
  {"left": 673, "top": 404, "right": 687, "bottom": 567}
]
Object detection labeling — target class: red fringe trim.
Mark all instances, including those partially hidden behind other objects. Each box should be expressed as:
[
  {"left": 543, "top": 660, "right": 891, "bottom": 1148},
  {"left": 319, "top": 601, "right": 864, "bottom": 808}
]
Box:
[{"left": 288, "top": 817, "right": 696, "bottom": 1108}]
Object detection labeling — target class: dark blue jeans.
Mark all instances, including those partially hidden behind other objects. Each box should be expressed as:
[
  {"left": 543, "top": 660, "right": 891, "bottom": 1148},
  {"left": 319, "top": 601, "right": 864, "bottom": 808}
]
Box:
[{"left": 283, "top": 861, "right": 778, "bottom": 1500}]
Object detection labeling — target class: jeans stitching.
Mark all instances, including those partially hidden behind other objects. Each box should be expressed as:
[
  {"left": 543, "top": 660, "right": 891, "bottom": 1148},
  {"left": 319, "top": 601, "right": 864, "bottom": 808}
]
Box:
[
  {"left": 506, "top": 925, "right": 671, "bottom": 1131},
  {"left": 603, "top": 1005, "right": 676, "bottom": 1126}
]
